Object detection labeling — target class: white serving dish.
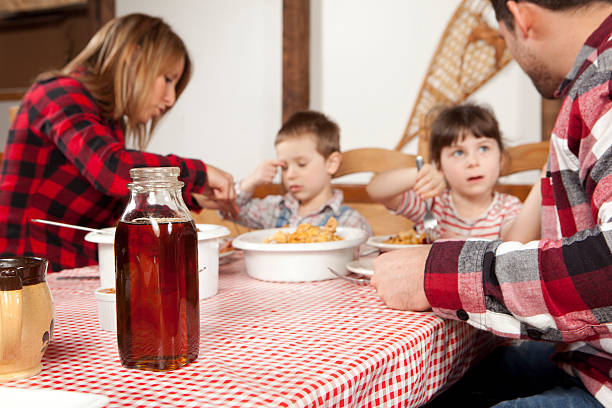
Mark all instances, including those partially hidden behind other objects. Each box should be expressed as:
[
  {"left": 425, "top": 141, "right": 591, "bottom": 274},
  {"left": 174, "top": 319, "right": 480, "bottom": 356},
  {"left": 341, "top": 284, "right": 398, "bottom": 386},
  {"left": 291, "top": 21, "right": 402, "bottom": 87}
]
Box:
[
  {"left": 85, "top": 223, "right": 230, "bottom": 299},
  {"left": 94, "top": 287, "right": 116, "bottom": 332},
  {"left": 232, "top": 227, "right": 367, "bottom": 282}
]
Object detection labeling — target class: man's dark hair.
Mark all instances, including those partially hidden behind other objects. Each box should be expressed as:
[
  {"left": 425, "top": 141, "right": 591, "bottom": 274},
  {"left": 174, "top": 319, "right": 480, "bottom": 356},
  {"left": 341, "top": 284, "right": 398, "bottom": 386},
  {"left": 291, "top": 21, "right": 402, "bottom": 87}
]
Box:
[{"left": 490, "top": 1, "right": 612, "bottom": 29}]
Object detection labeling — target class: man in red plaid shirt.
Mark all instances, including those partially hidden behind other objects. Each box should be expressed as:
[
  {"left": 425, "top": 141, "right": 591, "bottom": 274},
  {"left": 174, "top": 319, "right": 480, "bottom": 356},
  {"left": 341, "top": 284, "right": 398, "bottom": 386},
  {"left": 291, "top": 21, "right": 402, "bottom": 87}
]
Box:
[
  {"left": 0, "top": 14, "right": 236, "bottom": 272},
  {"left": 372, "top": 1, "right": 612, "bottom": 406}
]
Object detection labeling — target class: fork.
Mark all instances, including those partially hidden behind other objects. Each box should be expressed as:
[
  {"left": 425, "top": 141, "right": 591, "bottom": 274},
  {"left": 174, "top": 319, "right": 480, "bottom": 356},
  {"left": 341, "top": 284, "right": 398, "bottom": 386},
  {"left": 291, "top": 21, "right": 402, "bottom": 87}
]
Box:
[
  {"left": 327, "top": 267, "right": 370, "bottom": 286},
  {"left": 415, "top": 156, "right": 438, "bottom": 243}
]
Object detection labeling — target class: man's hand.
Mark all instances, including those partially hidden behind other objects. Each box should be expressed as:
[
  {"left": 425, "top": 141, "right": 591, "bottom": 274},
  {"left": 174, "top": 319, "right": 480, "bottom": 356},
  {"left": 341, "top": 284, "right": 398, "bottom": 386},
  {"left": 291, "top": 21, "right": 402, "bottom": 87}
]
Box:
[
  {"left": 193, "top": 164, "right": 238, "bottom": 218},
  {"left": 370, "top": 245, "right": 432, "bottom": 311},
  {"left": 413, "top": 164, "right": 446, "bottom": 200}
]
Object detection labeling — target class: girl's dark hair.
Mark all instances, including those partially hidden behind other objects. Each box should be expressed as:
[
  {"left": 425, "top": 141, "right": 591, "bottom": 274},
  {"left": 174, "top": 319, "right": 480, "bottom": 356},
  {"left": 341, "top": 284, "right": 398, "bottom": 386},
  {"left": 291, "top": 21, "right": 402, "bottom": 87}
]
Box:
[
  {"left": 490, "top": 0, "right": 612, "bottom": 30},
  {"left": 429, "top": 103, "right": 503, "bottom": 164}
]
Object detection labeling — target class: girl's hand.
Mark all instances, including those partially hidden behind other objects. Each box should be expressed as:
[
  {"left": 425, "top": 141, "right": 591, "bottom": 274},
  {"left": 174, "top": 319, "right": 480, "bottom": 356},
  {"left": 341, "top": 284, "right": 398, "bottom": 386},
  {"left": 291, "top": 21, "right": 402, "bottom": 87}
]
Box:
[
  {"left": 413, "top": 163, "right": 446, "bottom": 199},
  {"left": 240, "top": 159, "right": 283, "bottom": 195}
]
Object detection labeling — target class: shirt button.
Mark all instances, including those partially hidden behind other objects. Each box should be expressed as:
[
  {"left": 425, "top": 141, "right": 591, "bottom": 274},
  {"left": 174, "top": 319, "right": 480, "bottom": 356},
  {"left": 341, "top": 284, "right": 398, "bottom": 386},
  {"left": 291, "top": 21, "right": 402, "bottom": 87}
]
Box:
[
  {"left": 527, "top": 328, "right": 542, "bottom": 340},
  {"left": 456, "top": 309, "right": 469, "bottom": 321}
]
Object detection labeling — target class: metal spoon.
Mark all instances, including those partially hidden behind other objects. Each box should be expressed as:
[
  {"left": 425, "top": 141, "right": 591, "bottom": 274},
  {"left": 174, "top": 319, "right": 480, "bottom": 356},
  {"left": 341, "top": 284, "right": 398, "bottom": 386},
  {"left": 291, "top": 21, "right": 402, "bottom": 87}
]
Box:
[{"left": 30, "top": 219, "right": 114, "bottom": 235}]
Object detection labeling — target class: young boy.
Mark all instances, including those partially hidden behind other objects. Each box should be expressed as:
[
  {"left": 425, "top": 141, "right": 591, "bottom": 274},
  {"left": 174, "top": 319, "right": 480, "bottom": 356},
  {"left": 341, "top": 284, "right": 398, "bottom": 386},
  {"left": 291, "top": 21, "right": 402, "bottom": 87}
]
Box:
[{"left": 228, "top": 110, "right": 373, "bottom": 235}]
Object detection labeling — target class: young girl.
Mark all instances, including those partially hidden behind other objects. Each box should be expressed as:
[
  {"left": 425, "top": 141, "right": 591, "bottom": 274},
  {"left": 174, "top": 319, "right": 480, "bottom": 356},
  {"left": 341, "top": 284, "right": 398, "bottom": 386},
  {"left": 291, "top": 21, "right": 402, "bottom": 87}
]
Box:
[
  {"left": 367, "top": 103, "right": 541, "bottom": 242},
  {"left": 0, "top": 14, "right": 236, "bottom": 271}
]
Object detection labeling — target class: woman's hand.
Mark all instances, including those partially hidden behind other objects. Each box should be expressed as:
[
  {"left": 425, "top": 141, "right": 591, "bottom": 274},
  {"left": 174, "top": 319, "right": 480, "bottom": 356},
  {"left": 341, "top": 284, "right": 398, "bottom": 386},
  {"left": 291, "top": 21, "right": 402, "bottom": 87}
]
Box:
[
  {"left": 413, "top": 164, "right": 446, "bottom": 200},
  {"left": 194, "top": 164, "right": 238, "bottom": 217}
]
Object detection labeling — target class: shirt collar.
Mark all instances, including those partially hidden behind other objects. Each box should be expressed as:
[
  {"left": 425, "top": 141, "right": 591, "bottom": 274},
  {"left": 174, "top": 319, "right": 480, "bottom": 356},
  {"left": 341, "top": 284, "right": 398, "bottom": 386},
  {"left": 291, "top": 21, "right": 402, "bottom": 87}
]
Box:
[
  {"left": 444, "top": 190, "right": 501, "bottom": 221},
  {"left": 555, "top": 13, "right": 612, "bottom": 98}
]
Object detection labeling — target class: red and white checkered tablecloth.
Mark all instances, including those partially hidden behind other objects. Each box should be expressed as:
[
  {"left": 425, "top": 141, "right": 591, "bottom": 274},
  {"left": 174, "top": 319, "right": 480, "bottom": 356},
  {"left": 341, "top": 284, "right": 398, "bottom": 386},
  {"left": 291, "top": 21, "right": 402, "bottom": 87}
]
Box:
[{"left": 6, "top": 255, "right": 501, "bottom": 407}]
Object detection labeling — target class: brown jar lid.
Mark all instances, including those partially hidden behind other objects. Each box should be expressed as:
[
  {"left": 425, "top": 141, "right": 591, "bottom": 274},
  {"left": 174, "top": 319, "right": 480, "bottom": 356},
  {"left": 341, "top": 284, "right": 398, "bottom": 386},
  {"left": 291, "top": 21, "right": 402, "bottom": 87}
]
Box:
[{"left": 0, "top": 257, "right": 48, "bottom": 288}]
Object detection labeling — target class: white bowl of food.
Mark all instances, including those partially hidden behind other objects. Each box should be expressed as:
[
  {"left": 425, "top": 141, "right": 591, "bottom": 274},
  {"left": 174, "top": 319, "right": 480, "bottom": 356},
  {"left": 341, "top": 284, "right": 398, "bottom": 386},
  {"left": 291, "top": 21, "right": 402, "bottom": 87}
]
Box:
[
  {"left": 366, "top": 230, "right": 427, "bottom": 252},
  {"left": 232, "top": 226, "right": 367, "bottom": 282},
  {"left": 94, "top": 287, "right": 116, "bottom": 332},
  {"left": 85, "top": 223, "right": 230, "bottom": 299}
]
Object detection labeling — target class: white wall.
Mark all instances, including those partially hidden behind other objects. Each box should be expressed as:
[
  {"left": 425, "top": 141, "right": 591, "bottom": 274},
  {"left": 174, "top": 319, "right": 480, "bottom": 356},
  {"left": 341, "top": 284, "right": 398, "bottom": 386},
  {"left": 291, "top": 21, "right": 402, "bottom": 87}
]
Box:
[
  {"left": 117, "top": 0, "right": 540, "bottom": 183},
  {"left": 311, "top": 0, "right": 541, "bottom": 183},
  {"left": 116, "top": 0, "right": 283, "bottom": 180},
  {"left": 2, "top": 1, "right": 541, "bottom": 184}
]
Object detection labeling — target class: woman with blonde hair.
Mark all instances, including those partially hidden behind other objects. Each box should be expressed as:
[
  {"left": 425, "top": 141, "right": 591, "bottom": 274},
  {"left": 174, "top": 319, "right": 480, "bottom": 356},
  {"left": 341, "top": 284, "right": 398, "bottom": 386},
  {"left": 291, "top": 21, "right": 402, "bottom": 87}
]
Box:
[{"left": 0, "top": 13, "right": 236, "bottom": 272}]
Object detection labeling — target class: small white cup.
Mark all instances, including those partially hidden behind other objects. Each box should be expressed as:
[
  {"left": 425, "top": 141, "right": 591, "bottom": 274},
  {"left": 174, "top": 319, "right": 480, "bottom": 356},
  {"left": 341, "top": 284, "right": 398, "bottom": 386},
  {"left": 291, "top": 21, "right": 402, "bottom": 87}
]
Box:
[{"left": 94, "top": 287, "right": 116, "bottom": 332}]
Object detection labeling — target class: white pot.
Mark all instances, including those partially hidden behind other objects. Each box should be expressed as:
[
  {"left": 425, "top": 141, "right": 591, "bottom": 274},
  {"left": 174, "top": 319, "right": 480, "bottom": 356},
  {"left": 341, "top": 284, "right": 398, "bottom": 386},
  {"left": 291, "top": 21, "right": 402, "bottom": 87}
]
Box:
[{"left": 85, "top": 223, "right": 230, "bottom": 299}]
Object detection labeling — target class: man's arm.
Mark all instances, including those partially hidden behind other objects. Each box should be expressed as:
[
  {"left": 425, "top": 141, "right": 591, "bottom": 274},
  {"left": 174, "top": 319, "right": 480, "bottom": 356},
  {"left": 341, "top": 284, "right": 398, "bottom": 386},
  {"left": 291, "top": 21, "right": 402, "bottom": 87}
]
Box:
[{"left": 500, "top": 166, "right": 545, "bottom": 243}]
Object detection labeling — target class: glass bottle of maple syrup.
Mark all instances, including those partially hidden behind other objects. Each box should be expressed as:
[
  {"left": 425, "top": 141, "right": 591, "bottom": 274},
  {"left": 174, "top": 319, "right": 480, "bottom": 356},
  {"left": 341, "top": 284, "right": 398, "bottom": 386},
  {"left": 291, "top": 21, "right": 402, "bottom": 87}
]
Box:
[{"left": 114, "top": 167, "right": 199, "bottom": 371}]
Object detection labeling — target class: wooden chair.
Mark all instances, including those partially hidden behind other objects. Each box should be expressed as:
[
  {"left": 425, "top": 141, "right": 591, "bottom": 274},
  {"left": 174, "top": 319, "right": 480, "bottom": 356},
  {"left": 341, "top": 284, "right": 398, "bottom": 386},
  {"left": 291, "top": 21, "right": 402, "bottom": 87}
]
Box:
[
  {"left": 191, "top": 209, "right": 252, "bottom": 237},
  {"left": 193, "top": 148, "right": 417, "bottom": 236},
  {"left": 497, "top": 141, "right": 549, "bottom": 201},
  {"left": 334, "top": 148, "right": 416, "bottom": 178},
  {"left": 332, "top": 148, "right": 416, "bottom": 236}
]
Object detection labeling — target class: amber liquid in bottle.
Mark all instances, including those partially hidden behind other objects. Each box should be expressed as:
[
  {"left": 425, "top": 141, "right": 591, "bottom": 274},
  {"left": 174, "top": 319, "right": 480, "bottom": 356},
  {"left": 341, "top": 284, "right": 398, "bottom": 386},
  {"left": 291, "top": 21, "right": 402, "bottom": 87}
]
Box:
[{"left": 115, "top": 219, "right": 199, "bottom": 371}]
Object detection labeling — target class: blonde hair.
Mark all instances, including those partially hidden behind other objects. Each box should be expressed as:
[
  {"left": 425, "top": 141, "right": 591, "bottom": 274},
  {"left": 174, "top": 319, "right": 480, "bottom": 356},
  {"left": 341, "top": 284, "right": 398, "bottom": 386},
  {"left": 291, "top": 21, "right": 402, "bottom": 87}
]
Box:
[
  {"left": 38, "top": 13, "right": 192, "bottom": 150},
  {"left": 275, "top": 111, "right": 340, "bottom": 158}
]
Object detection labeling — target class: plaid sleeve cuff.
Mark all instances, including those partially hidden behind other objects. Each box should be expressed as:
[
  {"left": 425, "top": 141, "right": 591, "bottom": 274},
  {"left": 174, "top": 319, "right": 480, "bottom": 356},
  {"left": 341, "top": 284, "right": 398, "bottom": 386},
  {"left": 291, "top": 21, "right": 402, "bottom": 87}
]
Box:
[
  {"left": 424, "top": 240, "right": 490, "bottom": 323},
  {"left": 175, "top": 158, "right": 207, "bottom": 211}
]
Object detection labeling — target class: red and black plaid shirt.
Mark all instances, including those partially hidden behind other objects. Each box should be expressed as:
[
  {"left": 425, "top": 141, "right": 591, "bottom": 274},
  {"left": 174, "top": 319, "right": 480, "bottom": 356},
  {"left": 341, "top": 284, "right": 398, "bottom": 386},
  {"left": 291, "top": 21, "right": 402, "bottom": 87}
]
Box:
[
  {"left": 0, "top": 76, "right": 208, "bottom": 271},
  {"left": 425, "top": 15, "right": 612, "bottom": 405}
]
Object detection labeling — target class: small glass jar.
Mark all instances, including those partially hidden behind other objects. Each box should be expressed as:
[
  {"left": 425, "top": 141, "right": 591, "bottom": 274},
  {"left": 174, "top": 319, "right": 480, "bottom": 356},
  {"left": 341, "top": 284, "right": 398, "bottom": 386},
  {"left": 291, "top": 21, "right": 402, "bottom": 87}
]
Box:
[
  {"left": 0, "top": 257, "right": 54, "bottom": 381},
  {"left": 114, "top": 167, "right": 199, "bottom": 371}
]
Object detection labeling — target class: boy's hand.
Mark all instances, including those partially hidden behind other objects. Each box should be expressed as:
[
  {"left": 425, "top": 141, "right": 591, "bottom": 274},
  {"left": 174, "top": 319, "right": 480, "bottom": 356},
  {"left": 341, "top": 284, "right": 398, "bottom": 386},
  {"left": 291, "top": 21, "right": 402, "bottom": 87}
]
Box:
[
  {"left": 413, "top": 164, "right": 446, "bottom": 200},
  {"left": 240, "top": 159, "right": 283, "bottom": 195}
]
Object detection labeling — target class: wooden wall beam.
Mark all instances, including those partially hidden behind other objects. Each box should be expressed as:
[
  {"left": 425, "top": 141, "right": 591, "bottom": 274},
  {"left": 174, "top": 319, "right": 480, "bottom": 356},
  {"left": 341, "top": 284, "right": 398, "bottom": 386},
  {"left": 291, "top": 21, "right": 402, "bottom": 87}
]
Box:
[
  {"left": 282, "top": 0, "right": 309, "bottom": 123},
  {"left": 87, "top": 0, "right": 114, "bottom": 37}
]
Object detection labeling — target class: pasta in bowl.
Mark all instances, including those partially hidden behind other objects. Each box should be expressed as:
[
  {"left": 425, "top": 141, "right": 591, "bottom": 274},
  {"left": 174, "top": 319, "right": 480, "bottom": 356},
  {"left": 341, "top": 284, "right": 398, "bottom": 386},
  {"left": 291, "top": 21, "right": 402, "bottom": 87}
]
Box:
[
  {"left": 263, "top": 217, "right": 343, "bottom": 244},
  {"left": 232, "top": 226, "right": 367, "bottom": 282}
]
